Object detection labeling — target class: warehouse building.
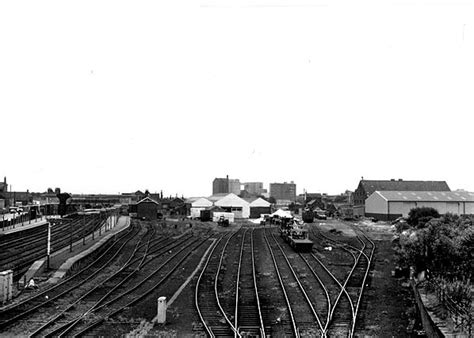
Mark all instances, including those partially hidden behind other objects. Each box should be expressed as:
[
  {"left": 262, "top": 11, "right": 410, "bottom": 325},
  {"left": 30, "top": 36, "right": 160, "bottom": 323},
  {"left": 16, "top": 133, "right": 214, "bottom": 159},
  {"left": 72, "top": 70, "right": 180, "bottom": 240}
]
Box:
[
  {"left": 242, "top": 182, "right": 267, "bottom": 196},
  {"left": 353, "top": 179, "right": 450, "bottom": 217},
  {"left": 248, "top": 197, "right": 272, "bottom": 218},
  {"left": 365, "top": 191, "right": 474, "bottom": 221},
  {"left": 212, "top": 176, "right": 241, "bottom": 195},
  {"left": 213, "top": 193, "right": 250, "bottom": 218},
  {"left": 136, "top": 197, "right": 160, "bottom": 220}
]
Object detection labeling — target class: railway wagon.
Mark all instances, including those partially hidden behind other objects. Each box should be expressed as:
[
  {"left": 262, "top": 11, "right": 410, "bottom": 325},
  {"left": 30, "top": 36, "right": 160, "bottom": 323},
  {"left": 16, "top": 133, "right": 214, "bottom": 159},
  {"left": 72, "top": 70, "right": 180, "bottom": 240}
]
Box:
[
  {"left": 302, "top": 210, "right": 314, "bottom": 223},
  {"left": 280, "top": 221, "right": 314, "bottom": 252},
  {"left": 287, "top": 228, "right": 313, "bottom": 252}
]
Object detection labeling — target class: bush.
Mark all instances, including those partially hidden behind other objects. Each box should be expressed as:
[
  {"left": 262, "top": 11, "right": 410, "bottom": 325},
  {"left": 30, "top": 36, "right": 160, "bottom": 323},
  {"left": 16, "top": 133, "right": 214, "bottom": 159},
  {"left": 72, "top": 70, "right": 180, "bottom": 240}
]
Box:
[
  {"left": 395, "top": 221, "right": 410, "bottom": 233},
  {"left": 407, "top": 207, "right": 440, "bottom": 228},
  {"left": 395, "top": 215, "right": 474, "bottom": 280}
]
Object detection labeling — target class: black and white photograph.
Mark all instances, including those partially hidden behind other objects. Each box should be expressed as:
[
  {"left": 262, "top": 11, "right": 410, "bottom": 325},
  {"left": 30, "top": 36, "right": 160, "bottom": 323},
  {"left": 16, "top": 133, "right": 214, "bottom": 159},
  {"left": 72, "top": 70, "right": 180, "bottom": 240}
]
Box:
[{"left": 0, "top": 0, "right": 472, "bottom": 336}]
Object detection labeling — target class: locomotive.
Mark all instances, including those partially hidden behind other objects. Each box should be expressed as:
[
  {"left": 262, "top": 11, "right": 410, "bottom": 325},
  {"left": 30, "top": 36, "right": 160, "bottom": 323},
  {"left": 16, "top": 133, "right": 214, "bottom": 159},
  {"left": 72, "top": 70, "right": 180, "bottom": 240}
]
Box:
[{"left": 280, "top": 219, "right": 314, "bottom": 252}]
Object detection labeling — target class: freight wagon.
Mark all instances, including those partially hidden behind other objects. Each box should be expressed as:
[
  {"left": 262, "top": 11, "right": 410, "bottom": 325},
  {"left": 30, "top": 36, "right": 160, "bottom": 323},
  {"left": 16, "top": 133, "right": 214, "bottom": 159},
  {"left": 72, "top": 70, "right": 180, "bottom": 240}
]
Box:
[{"left": 280, "top": 220, "right": 313, "bottom": 252}]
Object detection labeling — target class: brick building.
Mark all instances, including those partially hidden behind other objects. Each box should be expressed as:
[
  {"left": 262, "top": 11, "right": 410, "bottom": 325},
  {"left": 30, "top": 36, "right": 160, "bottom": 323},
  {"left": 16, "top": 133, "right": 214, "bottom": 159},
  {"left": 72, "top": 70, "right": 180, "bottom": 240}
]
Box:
[
  {"left": 269, "top": 181, "right": 296, "bottom": 202},
  {"left": 213, "top": 176, "right": 241, "bottom": 195}
]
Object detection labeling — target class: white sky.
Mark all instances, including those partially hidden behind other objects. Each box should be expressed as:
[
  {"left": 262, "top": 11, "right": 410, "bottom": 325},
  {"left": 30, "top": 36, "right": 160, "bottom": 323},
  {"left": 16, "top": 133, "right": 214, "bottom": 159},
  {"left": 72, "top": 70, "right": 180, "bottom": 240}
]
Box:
[{"left": 1, "top": 0, "right": 473, "bottom": 197}]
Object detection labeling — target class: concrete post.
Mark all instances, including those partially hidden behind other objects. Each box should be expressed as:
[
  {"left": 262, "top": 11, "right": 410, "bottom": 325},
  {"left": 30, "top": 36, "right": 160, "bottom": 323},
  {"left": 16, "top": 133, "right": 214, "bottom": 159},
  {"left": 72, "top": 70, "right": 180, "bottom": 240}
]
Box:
[
  {"left": 157, "top": 296, "right": 167, "bottom": 324},
  {"left": 0, "top": 270, "right": 13, "bottom": 304}
]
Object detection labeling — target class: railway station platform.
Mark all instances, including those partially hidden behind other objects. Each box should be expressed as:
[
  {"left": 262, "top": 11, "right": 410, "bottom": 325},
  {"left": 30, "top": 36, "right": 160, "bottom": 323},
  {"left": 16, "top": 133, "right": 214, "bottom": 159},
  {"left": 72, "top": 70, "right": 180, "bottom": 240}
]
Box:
[
  {"left": 20, "top": 216, "right": 131, "bottom": 286},
  {"left": 1, "top": 216, "right": 48, "bottom": 234}
]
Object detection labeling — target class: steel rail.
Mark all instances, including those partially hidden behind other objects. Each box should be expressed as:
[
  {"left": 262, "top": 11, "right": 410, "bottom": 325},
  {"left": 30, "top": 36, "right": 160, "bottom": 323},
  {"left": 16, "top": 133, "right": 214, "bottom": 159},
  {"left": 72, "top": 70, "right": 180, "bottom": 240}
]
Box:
[
  {"left": 250, "top": 228, "right": 266, "bottom": 337},
  {"left": 298, "top": 252, "right": 332, "bottom": 337},
  {"left": 0, "top": 222, "right": 138, "bottom": 330},
  {"left": 215, "top": 230, "right": 242, "bottom": 337},
  {"left": 234, "top": 229, "right": 248, "bottom": 337},
  {"left": 269, "top": 230, "right": 323, "bottom": 335},
  {"left": 29, "top": 226, "right": 156, "bottom": 337},
  {"left": 41, "top": 226, "right": 161, "bottom": 337},
  {"left": 310, "top": 227, "right": 359, "bottom": 336},
  {"left": 263, "top": 227, "right": 299, "bottom": 337},
  {"left": 349, "top": 227, "right": 376, "bottom": 337},
  {"left": 55, "top": 233, "right": 193, "bottom": 338},
  {"left": 313, "top": 225, "right": 374, "bottom": 338},
  {"left": 195, "top": 235, "right": 223, "bottom": 338},
  {"left": 72, "top": 235, "right": 211, "bottom": 337}
]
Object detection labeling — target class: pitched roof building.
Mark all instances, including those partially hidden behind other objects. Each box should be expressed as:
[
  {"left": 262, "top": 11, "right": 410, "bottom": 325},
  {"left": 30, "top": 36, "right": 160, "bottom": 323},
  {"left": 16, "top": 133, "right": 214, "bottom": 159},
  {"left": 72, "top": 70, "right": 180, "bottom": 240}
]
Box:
[
  {"left": 365, "top": 190, "right": 474, "bottom": 220},
  {"left": 354, "top": 179, "right": 450, "bottom": 206},
  {"left": 136, "top": 196, "right": 160, "bottom": 220}
]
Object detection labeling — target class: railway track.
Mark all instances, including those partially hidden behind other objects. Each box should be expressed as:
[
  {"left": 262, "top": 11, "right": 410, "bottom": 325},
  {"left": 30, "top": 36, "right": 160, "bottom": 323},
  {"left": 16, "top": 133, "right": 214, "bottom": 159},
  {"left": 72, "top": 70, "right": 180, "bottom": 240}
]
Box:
[
  {"left": 28, "top": 224, "right": 160, "bottom": 336},
  {"left": 0, "top": 214, "right": 105, "bottom": 281},
  {"left": 310, "top": 222, "right": 376, "bottom": 337},
  {"left": 264, "top": 226, "right": 320, "bottom": 336},
  {"left": 56, "top": 233, "right": 211, "bottom": 336},
  {"left": 235, "top": 228, "right": 265, "bottom": 336},
  {"left": 252, "top": 227, "right": 282, "bottom": 336},
  {"left": 195, "top": 232, "right": 238, "bottom": 337},
  {"left": 0, "top": 220, "right": 139, "bottom": 334}
]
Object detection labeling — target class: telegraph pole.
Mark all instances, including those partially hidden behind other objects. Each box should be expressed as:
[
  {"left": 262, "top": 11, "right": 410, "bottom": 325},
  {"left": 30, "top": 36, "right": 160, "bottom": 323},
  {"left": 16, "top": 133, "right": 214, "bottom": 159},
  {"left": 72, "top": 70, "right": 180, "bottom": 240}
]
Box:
[
  {"left": 47, "top": 222, "right": 51, "bottom": 269},
  {"left": 83, "top": 212, "right": 86, "bottom": 245}
]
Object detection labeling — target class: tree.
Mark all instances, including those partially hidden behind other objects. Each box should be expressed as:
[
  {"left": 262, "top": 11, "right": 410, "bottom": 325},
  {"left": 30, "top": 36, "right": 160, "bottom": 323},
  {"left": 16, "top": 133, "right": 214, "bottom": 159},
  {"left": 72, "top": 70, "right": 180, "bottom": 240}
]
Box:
[
  {"left": 407, "top": 207, "right": 440, "bottom": 228},
  {"left": 396, "top": 215, "right": 474, "bottom": 279}
]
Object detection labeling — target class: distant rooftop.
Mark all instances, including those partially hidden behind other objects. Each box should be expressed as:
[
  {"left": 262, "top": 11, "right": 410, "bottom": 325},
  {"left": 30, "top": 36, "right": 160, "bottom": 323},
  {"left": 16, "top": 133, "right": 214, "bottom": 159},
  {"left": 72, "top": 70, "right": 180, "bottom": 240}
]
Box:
[
  {"left": 374, "top": 191, "right": 474, "bottom": 202},
  {"left": 360, "top": 179, "right": 450, "bottom": 195}
]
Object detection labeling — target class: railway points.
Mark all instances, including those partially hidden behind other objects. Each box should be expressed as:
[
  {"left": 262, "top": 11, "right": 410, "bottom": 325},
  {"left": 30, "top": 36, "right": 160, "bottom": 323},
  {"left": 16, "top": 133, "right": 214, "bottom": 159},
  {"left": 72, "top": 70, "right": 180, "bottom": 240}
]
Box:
[{"left": 0, "top": 217, "right": 421, "bottom": 337}]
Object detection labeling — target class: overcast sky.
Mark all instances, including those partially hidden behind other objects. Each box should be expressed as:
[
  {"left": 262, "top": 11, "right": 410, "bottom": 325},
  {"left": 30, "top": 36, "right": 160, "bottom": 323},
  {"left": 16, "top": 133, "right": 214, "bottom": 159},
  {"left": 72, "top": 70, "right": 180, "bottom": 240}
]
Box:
[{"left": 1, "top": 0, "right": 472, "bottom": 197}]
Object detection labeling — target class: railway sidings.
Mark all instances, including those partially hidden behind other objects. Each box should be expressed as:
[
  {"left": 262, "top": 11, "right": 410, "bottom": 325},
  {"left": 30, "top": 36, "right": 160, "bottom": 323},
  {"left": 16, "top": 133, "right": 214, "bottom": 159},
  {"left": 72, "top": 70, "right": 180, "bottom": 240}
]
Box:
[{"left": 1, "top": 218, "right": 415, "bottom": 337}]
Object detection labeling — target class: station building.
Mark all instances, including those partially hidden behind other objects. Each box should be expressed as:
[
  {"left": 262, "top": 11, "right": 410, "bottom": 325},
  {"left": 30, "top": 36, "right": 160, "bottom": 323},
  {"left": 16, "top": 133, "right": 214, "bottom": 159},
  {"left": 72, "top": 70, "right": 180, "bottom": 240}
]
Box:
[{"left": 365, "top": 191, "right": 474, "bottom": 221}]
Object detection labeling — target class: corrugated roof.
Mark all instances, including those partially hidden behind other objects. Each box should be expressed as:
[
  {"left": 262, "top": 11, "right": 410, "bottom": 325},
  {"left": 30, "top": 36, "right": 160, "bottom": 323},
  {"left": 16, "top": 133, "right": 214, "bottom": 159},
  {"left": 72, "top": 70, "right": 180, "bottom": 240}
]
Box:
[
  {"left": 208, "top": 193, "right": 231, "bottom": 202},
  {"left": 375, "top": 191, "right": 474, "bottom": 202},
  {"left": 361, "top": 180, "right": 450, "bottom": 195},
  {"left": 214, "top": 193, "right": 249, "bottom": 207}
]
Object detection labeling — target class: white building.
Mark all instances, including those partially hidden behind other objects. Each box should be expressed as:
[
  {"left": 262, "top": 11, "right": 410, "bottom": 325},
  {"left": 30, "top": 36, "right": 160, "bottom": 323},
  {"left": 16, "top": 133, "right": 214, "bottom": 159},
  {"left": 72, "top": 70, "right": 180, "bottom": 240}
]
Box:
[
  {"left": 213, "top": 193, "right": 250, "bottom": 219},
  {"left": 365, "top": 191, "right": 474, "bottom": 221},
  {"left": 188, "top": 197, "right": 213, "bottom": 219}
]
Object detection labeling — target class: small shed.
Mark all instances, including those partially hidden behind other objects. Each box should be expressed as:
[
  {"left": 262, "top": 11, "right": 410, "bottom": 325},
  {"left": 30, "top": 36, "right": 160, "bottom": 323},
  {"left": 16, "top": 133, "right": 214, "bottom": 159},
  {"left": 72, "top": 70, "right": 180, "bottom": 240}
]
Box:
[
  {"left": 189, "top": 197, "right": 213, "bottom": 219},
  {"left": 136, "top": 197, "right": 160, "bottom": 220},
  {"left": 249, "top": 197, "right": 272, "bottom": 218},
  {"left": 200, "top": 205, "right": 224, "bottom": 222}
]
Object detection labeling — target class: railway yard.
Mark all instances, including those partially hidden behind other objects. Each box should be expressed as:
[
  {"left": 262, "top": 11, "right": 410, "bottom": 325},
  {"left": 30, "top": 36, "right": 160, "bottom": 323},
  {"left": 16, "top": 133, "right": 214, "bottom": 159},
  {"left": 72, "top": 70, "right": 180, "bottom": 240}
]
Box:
[{"left": 0, "top": 217, "right": 418, "bottom": 337}]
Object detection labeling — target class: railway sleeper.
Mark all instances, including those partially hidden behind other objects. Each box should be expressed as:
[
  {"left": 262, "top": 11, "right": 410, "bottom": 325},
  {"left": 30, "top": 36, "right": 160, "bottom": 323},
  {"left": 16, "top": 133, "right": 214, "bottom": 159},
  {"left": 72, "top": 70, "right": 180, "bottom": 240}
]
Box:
[{"left": 238, "top": 325, "right": 261, "bottom": 336}]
